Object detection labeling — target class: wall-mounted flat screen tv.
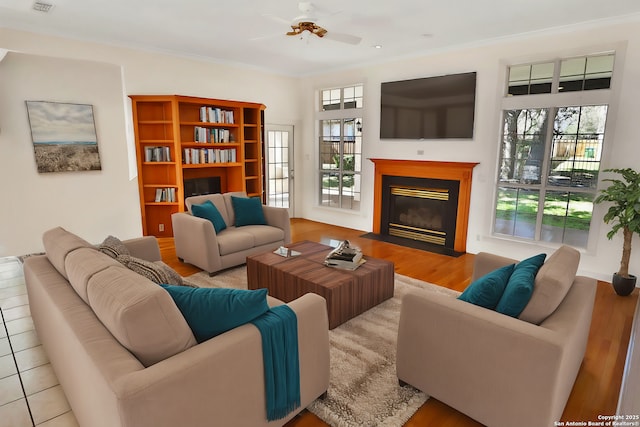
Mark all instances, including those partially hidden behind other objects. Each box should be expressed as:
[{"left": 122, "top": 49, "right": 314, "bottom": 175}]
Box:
[{"left": 380, "top": 72, "right": 476, "bottom": 140}]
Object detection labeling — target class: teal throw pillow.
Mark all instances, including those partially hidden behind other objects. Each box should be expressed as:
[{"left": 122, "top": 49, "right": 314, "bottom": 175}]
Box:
[
  {"left": 191, "top": 200, "right": 227, "bottom": 233},
  {"left": 231, "top": 196, "right": 267, "bottom": 226},
  {"left": 496, "top": 253, "right": 547, "bottom": 317},
  {"left": 160, "top": 285, "right": 269, "bottom": 343},
  {"left": 458, "top": 264, "right": 515, "bottom": 310}
]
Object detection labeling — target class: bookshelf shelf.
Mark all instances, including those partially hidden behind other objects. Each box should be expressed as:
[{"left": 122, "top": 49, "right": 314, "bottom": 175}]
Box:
[
  {"left": 181, "top": 121, "right": 240, "bottom": 127},
  {"left": 181, "top": 143, "right": 241, "bottom": 148},
  {"left": 131, "top": 94, "right": 265, "bottom": 237},
  {"left": 182, "top": 162, "right": 241, "bottom": 168},
  {"left": 140, "top": 140, "right": 174, "bottom": 144}
]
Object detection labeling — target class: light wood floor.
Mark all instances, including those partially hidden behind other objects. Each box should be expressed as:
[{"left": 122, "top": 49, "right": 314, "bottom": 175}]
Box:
[{"left": 159, "top": 218, "right": 638, "bottom": 426}]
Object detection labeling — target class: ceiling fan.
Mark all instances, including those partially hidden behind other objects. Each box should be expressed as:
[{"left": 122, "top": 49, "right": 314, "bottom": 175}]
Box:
[{"left": 265, "top": 2, "right": 362, "bottom": 45}]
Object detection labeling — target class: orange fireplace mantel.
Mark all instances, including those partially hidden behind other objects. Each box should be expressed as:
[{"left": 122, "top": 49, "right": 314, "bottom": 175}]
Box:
[{"left": 370, "top": 158, "right": 479, "bottom": 253}]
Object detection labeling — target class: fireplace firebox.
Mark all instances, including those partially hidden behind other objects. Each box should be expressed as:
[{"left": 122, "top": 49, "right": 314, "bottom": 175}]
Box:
[{"left": 381, "top": 176, "right": 460, "bottom": 250}]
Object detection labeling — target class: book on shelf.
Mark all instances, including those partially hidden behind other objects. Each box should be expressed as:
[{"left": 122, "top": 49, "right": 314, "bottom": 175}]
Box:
[
  {"left": 154, "top": 187, "right": 176, "bottom": 203},
  {"left": 183, "top": 148, "right": 237, "bottom": 165},
  {"left": 199, "top": 106, "right": 234, "bottom": 124},
  {"left": 193, "top": 127, "right": 232, "bottom": 143},
  {"left": 144, "top": 146, "right": 171, "bottom": 162}
]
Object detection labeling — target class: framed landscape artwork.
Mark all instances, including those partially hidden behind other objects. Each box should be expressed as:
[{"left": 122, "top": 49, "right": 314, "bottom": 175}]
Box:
[{"left": 26, "top": 101, "right": 102, "bottom": 173}]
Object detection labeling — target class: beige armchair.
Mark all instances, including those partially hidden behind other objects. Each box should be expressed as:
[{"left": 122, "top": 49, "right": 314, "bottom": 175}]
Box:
[
  {"left": 172, "top": 192, "right": 291, "bottom": 275},
  {"left": 396, "top": 246, "right": 597, "bottom": 427}
]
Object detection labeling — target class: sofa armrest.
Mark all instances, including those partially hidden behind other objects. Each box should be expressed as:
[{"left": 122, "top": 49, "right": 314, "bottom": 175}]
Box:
[
  {"left": 396, "top": 287, "right": 584, "bottom": 427},
  {"left": 113, "top": 293, "right": 330, "bottom": 427},
  {"left": 171, "top": 212, "right": 222, "bottom": 273},
  {"left": 262, "top": 205, "right": 291, "bottom": 244},
  {"left": 472, "top": 251, "right": 518, "bottom": 281},
  {"left": 123, "top": 237, "right": 161, "bottom": 262}
]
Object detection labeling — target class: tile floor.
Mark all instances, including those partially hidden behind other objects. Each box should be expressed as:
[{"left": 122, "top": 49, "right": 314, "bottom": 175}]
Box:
[{"left": 0, "top": 256, "right": 78, "bottom": 427}]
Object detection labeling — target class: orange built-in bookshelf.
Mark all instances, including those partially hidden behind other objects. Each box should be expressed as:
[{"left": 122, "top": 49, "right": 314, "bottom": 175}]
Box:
[{"left": 130, "top": 95, "right": 265, "bottom": 237}]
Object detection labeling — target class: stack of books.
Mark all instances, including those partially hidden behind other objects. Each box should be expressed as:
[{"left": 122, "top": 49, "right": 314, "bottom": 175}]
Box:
[{"left": 324, "top": 240, "right": 365, "bottom": 270}]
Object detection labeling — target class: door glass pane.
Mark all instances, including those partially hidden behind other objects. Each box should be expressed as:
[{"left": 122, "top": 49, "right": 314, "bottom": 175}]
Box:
[{"left": 266, "top": 130, "right": 290, "bottom": 208}]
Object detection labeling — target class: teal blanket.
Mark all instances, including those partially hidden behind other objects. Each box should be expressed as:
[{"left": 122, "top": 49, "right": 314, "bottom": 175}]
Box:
[{"left": 251, "top": 305, "right": 301, "bottom": 421}]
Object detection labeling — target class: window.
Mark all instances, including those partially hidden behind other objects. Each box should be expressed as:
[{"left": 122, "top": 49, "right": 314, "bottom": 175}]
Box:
[
  {"left": 495, "top": 53, "right": 614, "bottom": 248},
  {"left": 318, "top": 85, "right": 363, "bottom": 210}
]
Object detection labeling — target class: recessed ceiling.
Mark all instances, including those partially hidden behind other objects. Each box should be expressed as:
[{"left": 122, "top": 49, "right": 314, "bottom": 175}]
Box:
[{"left": 1, "top": 0, "right": 640, "bottom": 76}]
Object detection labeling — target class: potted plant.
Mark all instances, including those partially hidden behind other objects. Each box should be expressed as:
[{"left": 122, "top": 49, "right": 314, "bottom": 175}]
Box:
[{"left": 594, "top": 167, "right": 640, "bottom": 296}]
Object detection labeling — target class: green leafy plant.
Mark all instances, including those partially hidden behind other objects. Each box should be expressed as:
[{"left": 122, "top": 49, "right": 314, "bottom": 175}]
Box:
[{"left": 594, "top": 168, "right": 640, "bottom": 278}]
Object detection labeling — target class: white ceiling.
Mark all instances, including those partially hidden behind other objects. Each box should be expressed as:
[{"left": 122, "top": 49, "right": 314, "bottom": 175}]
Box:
[{"left": 2, "top": 0, "right": 640, "bottom": 76}]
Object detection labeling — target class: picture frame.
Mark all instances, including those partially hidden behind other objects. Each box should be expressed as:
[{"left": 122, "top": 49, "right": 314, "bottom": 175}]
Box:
[{"left": 25, "top": 100, "right": 102, "bottom": 173}]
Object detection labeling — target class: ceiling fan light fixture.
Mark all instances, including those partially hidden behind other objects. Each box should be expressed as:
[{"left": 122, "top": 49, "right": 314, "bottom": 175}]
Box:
[
  {"left": 280, "top": 2, "right": 361, "bottom": 45},
  {"left": 288, "top": 22, "right": 327, "bottom": 38}
]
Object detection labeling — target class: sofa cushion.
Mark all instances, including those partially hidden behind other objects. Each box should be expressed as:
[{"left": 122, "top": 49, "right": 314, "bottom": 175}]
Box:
[
  {"left": 231, "top": 196, "right": 267, "bottom": 226},
  {"left": 519, "top": 245, "right": 580, "bottom": 324},
  {"left": 87, "top": 266, "right": 197, "bottom": 366},
  {"left": 98, "top": 235, "right": 131, "bottom": 259},
  {"left": 458, "top": 263, "right": 515, "bottom": 309},
  {"left": 116, "top": 254, "right": 184, "bottom": 287},
  {"left": 496, "top": 253, "right": 547, "bottom": 317},
  {"left": 216, "top": 228, "right": 256, "bottom": 256},
  {"left": 43, "top": 227, "right": 94, "bottom": 279},
  {"left": 238, "top": 225, "right": 285, "bottom": 246},
  {"left": 160, "top": 286, "right": 270, "bottom": 343},
  {"left": 65, "top": 247, "right": 122, "bottom": 303},
  {"left": 191, "top": 200, "right": 227, "bottom": 233}
]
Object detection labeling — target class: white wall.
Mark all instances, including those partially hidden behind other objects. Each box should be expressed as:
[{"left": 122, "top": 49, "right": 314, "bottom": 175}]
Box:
[
  {"left": 0, "top": 28, "right": 301, "bottom": 256},
  {"left": 0, "top": 52, "right": 141, "bottom": 256},
  {"left": 297, "top": 17, "right": 640, "bottom": 281}
]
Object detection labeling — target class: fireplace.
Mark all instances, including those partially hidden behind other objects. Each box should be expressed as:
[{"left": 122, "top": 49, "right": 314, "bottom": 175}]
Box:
[{"left": 369, "top": 159, "right": 478, "bottom": 255}]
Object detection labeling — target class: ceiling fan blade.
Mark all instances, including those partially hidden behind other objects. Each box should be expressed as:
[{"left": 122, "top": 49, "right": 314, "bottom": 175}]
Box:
[
  {"left": 262, "top": 13, "right": 293, "bottom": 26},
  {"left": 323, "top": 31, "right": 362, "bottom": 45},
  {"left": 249, "top": 32, "right": 284, "bottom": 42}
]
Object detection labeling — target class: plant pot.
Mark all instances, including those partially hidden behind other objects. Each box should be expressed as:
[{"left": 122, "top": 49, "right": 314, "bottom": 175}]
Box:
[{"left": 612, "top": 273, "right": 637, "bottom": 296}]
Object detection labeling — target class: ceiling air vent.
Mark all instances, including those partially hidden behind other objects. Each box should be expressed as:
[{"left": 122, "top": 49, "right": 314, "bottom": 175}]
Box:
[{"left": 32, "top": 2, "right": 54, "bottom": 12}]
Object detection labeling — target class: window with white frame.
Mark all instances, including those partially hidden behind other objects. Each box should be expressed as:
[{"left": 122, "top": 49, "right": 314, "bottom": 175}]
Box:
[
  {"left": 318, "top": 85, "right": 363, "bottom": 210},
  {"left": 494, "top": 53, "right": 615, "bottom": 248}
]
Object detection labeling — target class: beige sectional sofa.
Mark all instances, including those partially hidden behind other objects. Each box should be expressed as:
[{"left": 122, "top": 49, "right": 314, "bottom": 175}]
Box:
[
  {"left": 172, "top": 191, "right": 291, "bottom": 275},
  {"left": 23, "top": 227, "right": 330, "bottom": 427},
  {"left": 396, "top": 245, "right": 597, "bottom": 427}
]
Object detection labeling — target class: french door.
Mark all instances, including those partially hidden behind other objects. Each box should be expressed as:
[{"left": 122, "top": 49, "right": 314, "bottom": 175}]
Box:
[{"left": 264, "top": 125, "right": 294, "bottom": 216}]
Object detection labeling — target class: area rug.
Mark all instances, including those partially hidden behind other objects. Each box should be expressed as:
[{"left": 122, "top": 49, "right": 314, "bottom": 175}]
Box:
[{"left": 185, "top": 267, "right": 460, "bottom": 427}]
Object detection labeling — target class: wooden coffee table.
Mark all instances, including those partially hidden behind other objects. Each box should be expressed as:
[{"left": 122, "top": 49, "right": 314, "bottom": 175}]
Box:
[{"left": 246, "top": 241, "right": 395, "bottom": 329}]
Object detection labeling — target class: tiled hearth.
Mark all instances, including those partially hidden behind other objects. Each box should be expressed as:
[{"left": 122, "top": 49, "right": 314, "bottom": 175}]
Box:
[{"left": 0, "top": 256, "right": 77, "bottom": 427}]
